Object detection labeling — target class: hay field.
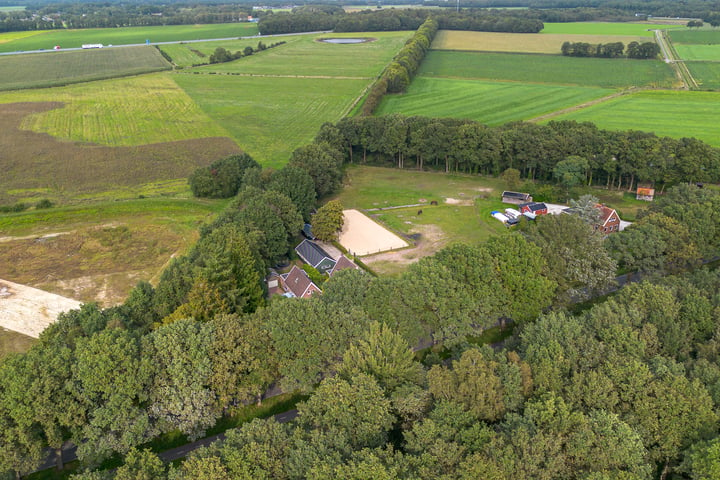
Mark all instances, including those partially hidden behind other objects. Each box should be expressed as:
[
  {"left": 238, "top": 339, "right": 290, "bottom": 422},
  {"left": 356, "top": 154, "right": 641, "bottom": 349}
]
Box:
[
  {"left": 376, "top": 77, "right": 612, "bottom": 125},
  {"left": 418, "top": 51, "right": 675, "bottom": 88},
  {"left": 0, "top": 46, "right": 171, "bottom": 91},
  {"left": 0, "top": 74, "right": 230, "bottom": 146},
  {"left": 545, "top": 90, "right": 720, "bottom": 147},
  {"left": 431, "top": 30, "right": 647, "bottom": 54},
  {"left": 173, "top": 73, "right": 367, "bottom": 168},
  {"left": 0, "top": 23, "right": 259, "bottom": 52}
]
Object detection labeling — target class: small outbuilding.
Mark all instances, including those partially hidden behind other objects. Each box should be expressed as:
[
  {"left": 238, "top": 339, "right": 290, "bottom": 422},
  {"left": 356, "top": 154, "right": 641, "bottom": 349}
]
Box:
[
  {"left": 328, "top": 255, "right": 360, "bottom": 277},
  {"left": 502, "top": 191, "right": 532, "bottom": 205},
  {"left": 636, "top": 187, "right": 655, "bottom": 201},
  {"left": 519, "top": 202, "right": 548, "bottom": 215}
]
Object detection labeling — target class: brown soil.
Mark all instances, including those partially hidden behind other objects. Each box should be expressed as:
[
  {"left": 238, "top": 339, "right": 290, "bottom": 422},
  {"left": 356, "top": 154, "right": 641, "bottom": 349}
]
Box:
[
  {"left": 0, "top": 102, "right": 240, "bottom": 203},
  {"left": 362, "top": 224, "right": 446, "bottom": 275}
]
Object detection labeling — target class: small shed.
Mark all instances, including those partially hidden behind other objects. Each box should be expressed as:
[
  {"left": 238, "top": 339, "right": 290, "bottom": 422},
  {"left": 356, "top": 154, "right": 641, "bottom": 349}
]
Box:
[
  {"left": 519, "top": 202, "right": 548, "bottom": 215},
  {"left": 636, "top": 187, "right": 655, "bottom": 201},
  {"left": 502, "top": 191, "right": 532, "bottom": 205}
]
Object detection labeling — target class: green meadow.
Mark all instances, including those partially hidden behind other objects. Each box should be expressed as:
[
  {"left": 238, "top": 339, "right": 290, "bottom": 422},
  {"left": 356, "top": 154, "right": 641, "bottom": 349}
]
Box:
[
  {"left": 418, "top": 50, "right": 675, "bottom": 88},
  {"left": 0, "top": 23, "right": 258, "bottom": 52},
  {"left": 173, "top": 73, "right": 368, "bottom": 168},
  {"left": 545, "top": 90, "right": 720, "bottom": 147},
  {"left": 541, "top": 22, "right": 680, "bottom": 36},
  {"left": 0, "top": 46, "right": 171, "bottom": 90},
  {"left": 687, "top": 62, "right": 720, "bottom": 90},
  {"left": 375, "top": 77, "right": 613, "bottom": 125},
  {"left": 675, "top": 44, "right": 720, "bottom": 61},
  {"left": 668, "top": 28, "right": 720, "bottom": 45}
]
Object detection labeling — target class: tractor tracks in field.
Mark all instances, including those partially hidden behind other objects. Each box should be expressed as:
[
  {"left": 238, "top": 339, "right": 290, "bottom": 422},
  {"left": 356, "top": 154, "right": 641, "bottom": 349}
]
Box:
[
  {"left": 527, "top": 86, "right": 648, "bottom": 123},
  {"left": 175, "top": 71, "right": 370, "bottom": 80}
]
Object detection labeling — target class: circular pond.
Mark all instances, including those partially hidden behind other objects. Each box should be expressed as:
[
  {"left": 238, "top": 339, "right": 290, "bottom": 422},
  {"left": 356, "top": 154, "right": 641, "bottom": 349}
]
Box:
[{"left": 318, "top": 38, "right": 375, "bottom": 44}]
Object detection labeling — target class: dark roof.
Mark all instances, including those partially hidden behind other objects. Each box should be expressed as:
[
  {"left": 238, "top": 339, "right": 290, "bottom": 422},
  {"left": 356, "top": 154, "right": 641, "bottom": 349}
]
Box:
[
  {"left": 295, "top": 239, "right": 336, "bottom": 271},
  {"left": 329, "top": 255, "right": 360, "bottom": 276},
  {"left": 520, "top": 202, "right": 547, "bottom": 212},
  {"left": 502, "top": 191, "right": 531, "bottom": 200},
  {"left": 302, "top": 223, "right": 315, "bottom": 240}
]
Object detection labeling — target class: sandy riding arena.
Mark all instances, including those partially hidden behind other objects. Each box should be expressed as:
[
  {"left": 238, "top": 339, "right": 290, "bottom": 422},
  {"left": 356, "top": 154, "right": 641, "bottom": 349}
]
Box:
[
  {"left": 339, "top": 209, "right": 409, "bottom": 256},
  {"left": 0, "top": 279, "right": 81, "bottom": 338}
]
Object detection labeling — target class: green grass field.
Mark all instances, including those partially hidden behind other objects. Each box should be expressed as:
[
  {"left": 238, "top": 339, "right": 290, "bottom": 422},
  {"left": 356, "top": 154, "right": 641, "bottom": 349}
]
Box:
[
  {"left": 541, "top": 22, "right": 680, "bottom": 36},
  {"left": 0, "top": 23, "right": 259, "bottom": 52},
  {"left": 0, "top": 46, "right": 171, "bottom": 90},
  {"left": 187, "top": 31, "right": 413, "bottom": 77},
  {"left": 545, "top": 89, "right": 720, "bottom": 147},
  {"left": 0, "top": 73, "right": 229, "bottom": 146},
  {"left": 669, "top": 28, "right": 720, "bottom": 45},
  {"left": 432, "top": 30, "right": 647, "bottom": 54},
  {"left": 173, "top": 73, "right": 368, "bottom": 167},
  {"left": 686, "top": 62, "right": 720, "bottom": 90},
  {"left": 675, "top": 44, "right": 720, "bottom": 61},
  {"left": 375, "top": 77, "right": 613, "bottom": 125},
  {"left": 418, "top": 51, "right": 675, "bottom": 88}
]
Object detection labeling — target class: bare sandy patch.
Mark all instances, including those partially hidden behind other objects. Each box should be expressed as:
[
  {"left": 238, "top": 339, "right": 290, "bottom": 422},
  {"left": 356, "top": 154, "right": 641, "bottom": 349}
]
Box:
[
  {"left": 0, "top": 279, "right": 81, "bottom": 338},
  {"left": 339, "top": 209, "right": 409, "bottom": 256},
  {"left": 445, "top": 197, "right": 474, "bottom": 206},
  {"left": 363, "top": 224, "right": 447, "bottom": 275}
]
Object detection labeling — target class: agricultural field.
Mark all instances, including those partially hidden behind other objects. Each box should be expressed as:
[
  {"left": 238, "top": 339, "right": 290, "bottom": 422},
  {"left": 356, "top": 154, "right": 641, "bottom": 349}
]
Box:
[
  {"left": 431, "top": 30, "right": 648, "bottom": 54},
  {"left": 0, "top": 29, "right": 44, "bottom": 44},
  {"left": 540, "top": 22, "right": 681, "bottom": 36},
  {"left": 0, "top": 74, "right": 231, "bottom": 147},
  {"left": 674, "top": 44, "right": 720, "bottom": 62},
  {"left": 375, "top": 77, "right": 613, "bottom": 125},
  {"left": 686, "top": 62, "right": 720, "bottom": 90},
  {"left": 545, "top": 89, "right": 720, "bottom": 147},
  {"left": 185, "top": 31, "right": 412, "bottom": 77},
  {"left": 0, "top": 46, "right": 171, "bottom": 90},
  {"left": 668, "top": 28, "right": 720, "bottom": 45},
  {"left": 0, "top": 100, "right": 239, "bottom": 204},
  {"left": 418, "top": 51, "right": 675, "bottom": 88},
  {"left": 173, "top": 73, "right": 368, "bottom": 168},
  {"left": 0, "top": 23, "right": 259, "bottom": 52}
]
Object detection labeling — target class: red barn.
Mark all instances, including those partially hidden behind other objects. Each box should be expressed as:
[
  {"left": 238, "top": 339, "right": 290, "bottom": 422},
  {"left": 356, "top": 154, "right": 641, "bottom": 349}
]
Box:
[{"left": 519, "top": 202, "right": 548, "bottom": 216}]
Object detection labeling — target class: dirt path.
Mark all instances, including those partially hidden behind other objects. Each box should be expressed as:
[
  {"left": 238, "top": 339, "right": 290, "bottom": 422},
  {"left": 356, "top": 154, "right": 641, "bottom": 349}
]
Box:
[{"left": 528, "top": 87, "right": 645, "bottom": 123}]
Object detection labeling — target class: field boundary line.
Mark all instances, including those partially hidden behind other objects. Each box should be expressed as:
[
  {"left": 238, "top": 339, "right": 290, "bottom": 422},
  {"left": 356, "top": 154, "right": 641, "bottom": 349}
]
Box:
[
  {"left": 527, "top": 87, "right": 648, "bottom": 122},
  {"left": 175, "top": 71, "right": 369, "bottom": 80}
]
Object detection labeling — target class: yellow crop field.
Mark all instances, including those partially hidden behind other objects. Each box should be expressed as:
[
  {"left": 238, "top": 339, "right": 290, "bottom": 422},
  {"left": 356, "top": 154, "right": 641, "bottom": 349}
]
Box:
[
  {"left": 432, "top": 30, "right": 647, "bottom": 54},
  {"left": 0, "top": 30, "right": 46, "bottom": 44},
  {"left": 0, "top": 73, "right": 230, "bottom": 146}
]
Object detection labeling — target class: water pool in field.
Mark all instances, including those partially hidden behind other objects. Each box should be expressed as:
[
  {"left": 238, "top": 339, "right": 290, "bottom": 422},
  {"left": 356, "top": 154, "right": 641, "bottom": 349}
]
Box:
[{"left": 318, "top": 38, "right": 373, "bottom": 44}]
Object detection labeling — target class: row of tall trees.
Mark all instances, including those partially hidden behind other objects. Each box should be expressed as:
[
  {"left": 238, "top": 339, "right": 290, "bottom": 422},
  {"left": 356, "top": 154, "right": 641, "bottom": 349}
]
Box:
[
  {"left": 562, "top": 41, "right": 661, "bottom": 59},
  {"left": 309, "top": 115, "right": 720, "bottom": 191}
]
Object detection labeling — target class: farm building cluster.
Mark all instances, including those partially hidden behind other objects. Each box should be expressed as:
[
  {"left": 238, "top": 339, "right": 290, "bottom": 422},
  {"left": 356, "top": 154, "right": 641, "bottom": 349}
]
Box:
[{"left": 499, "top": 190, "right": 624, "bottom": 234}]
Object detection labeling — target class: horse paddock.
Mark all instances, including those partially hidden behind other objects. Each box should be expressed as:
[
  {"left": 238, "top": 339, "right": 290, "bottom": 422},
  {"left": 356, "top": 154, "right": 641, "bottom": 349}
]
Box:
[{"left": 338, "top": 209, "right": 409, "bottom": 256}]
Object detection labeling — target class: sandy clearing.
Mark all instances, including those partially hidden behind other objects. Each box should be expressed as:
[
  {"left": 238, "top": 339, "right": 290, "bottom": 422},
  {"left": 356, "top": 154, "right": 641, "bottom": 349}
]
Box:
[
  {"left": 0, "top": 279, "right": 81, "bottom": 338},
  {"left": 362, "top": 224, "right": 446, "bottom": 274},
  {"left": 338, "top": 209, "right": 409, "bottom": 256}
]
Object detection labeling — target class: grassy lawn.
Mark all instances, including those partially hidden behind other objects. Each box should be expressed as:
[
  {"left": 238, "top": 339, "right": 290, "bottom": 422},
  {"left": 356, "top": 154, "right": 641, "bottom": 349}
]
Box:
[
  {"left": 165, "top": 31, "right": 412, "bottom": 75},
  {"left": 540, "top": 22, "right": 680, "bottom": 36},
  {"left": 675, "top": 44, "right": 720, "bottom": 61},
  {"left": 0, "top": 73, "right": 230, "bottom": 146},
  {"left": 545, "top": 89, "right": 720, "bottom": 147},
  {"left": 687, "top": 62, "right": 720, "bottom": 90},
  {"left": 418, "top": 50, "right": 675, "bottom": 88},
  {"left": 375, "top": 77, "right": 613, "bottom": 125},
  {"left": 173, "top": 74, "right": 368, "bottom": 167},
  {"left": 0, "top": 23, "right": 259, "bottom": 52},
  {"left": 431, "top": 30, "right": 648, "bottom": 54},
  {"left": 0, "top": 46, "right": 171, "bottom": 91}
]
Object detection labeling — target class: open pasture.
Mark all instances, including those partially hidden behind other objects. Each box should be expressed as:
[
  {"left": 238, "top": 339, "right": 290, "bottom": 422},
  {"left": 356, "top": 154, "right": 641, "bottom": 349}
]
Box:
[
  {"left": 686, "top": 62, "right": 720, "bottom": 90},
  {"left": 375, "top": 77, "right": 613, "bottom": 126},
  {"left": 541, "top": 22, "right": 679, "bottom": 36},
  {"left": 173, "top": 73, "right": 368, "bottom": 168},
  {"left": 674, "top": 44, "right": 720, "bottom": 61},
  {"left": 431, "top": 30, "right": 647, "bottom": 54},
  {"left": 0, "top": 30, "right": 45, "bottom": 44},
  {"left": 669, "top": 28, "right": 720, "bottom": 45},
  {"left": 0, "top": 74, "right": 230, "bottom": 146},
  {"left": 0, "top": 46, "right": 171, "bottom": 91},
  {"left": 0, "top": 101, "right": 239, "bottom": 204},
  {"left": 180, "top": 31, "right": 413, "bottom": 77},
  {"left": 0, "top": 23, "right": 259, "bottom": 52},
  {"left": 418, "top": 51, "right": 675, "bottom": 88},
  {"left": 544, "top": 89, "right": 720, "bottom": 147}
]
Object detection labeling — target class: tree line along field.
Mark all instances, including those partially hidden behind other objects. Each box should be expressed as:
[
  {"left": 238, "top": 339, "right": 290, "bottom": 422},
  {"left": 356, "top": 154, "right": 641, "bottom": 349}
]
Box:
[
  {"left": 0, "top": 46, "right": 171, "bottom": 91},
  {"left": 668, "top": 28, "right": 720, "bottom": 90},
  {"left": 0, "top": 22, "right": 259, "bottom": 53}
]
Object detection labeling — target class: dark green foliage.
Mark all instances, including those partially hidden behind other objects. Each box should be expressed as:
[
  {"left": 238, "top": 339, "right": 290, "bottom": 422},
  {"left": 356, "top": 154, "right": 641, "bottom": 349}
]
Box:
[
  {"left": 288, "top": 142, "right": 344, "bottom": 198},
  {"left": 266, "top": 165, "right": 317, "bottom": 222},
  {"left": 189, "top": 153, "right": 260, "bottom": 199},
  {"left": 35, "top": 198, "right": 53, "bottom": 209}
]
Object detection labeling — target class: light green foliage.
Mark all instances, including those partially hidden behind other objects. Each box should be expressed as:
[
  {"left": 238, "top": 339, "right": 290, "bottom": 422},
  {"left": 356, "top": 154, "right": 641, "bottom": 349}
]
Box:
[
  {"left": 339, "top": 321, "right": 424, "bottom": 392},
  {"left": 146, "top": 319, "right": 218, "bottom": 441},
  {"left": 681, "top": 437, "right": 720, "bottom": 480},
  {"left": 554, "top": 155, "right": 589, "bottom": 188},
  {"left": 0, "top": 47, "right": 170, "bottom": 91},
  {"left": 170, "top": 455, "right": 231, "bottom": 480},
  {"left": 501, "top": 168, "right": 521, "bottom": 189},
  {"left": 297, "top": 374, "right": 394, "bottom": 449},
  {"left": 115, "top": 448, "right": 167, "bottom": 480},
  {"left": 312, "top": 199, "right": 345, "bottom": 241}
]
